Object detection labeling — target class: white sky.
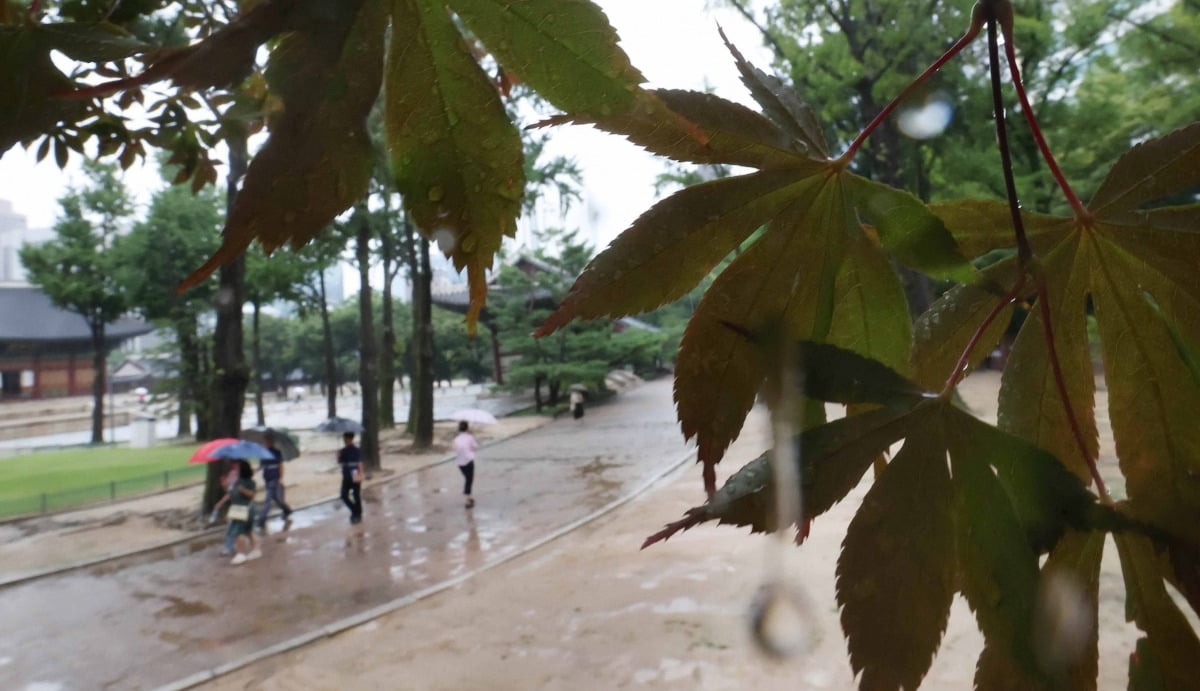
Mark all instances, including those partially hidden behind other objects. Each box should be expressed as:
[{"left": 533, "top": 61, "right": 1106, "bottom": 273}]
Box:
[{"left": 0, "top": 0, "right": 770, "bottom": 251}]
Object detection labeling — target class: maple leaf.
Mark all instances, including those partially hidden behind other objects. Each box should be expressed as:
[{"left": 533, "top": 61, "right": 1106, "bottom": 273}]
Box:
[
  {"left": 1116, "top": 534, "right": 1200, "bottom": 689},
  {"left": 538, "top": 47, "right": 975, "bottom": 489},
  {"left": 57, "top": 0, "right": 310, "bottom": 102},
  {"left": 0, "top": 20, "right": 149, "bottom": 152},
  {"left": 931, "top": 122, "right": 1200, "bottom": 534},
  {"left": 384, "top": 0, "right": 658, "bottom": 328},
  {"left": 643, "top": 342, "right": 1119, "bottom": 687},
  {"left": 180, "top": 0, "right": 386, "bottom": 292},
  {"left": 384, "top": 0, "right": 524, "bottom": 330}
]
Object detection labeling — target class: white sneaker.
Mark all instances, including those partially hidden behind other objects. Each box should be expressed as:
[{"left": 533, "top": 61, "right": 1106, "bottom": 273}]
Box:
[
  {"left": 230, "top": 553, "right": 248, "bottom": 565},
  {"left": 247, "top": 548, "right": 263, "bottom": 561}
]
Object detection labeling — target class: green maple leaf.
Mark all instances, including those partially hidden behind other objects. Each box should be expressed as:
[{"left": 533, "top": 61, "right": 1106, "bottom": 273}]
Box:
[
  {"left": 385, "top": 0, "right": 524, "bottom": 328},
  {"left": 644, "top": 342, "right": 1116, "bottom": 687},
  {"left": 182, "top": 0, "right": 386, "bottom": 292},
  {"left": 931, "top": 122, "right": 1200, "bottom": 534},
  {"left": 384, "top": 0, "right": 654, "bottom": 327},
  {"left": 537, "top": 44, "right": 975, "bottom": 485},
  {"left": 837, "top": 425, "right": 956, "bottom": 690},
  {"left": 0, "top": 19, "right": 148, "bottom": 152},
  {"left": 1117, "top": 533, "right": 1200, "bottom": 690}
]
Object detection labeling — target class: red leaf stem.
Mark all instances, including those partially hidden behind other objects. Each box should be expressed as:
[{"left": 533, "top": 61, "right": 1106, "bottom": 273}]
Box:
[
  {"left": 1001, "top": 29, "right": 1090, "bottom": 220},
  {"left": 986, "top": 13, "right": 1111, "bottom": 501},
  {"left": 940, "top": 280, "right": 1023, "bottom": 396},
  {"left": 1033, "top": 270, "right": 1110, "bottom": 499},
  {"left": 838, "top": 4, "right": 983, "bottom": 166}
]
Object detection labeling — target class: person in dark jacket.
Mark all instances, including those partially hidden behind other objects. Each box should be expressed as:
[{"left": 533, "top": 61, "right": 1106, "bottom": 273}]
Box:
[{"left": 338, "top": 432, "right": 364, "bottom": 524}]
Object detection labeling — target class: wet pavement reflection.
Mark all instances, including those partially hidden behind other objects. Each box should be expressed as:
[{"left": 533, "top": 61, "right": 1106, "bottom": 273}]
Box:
[{"left": 0, "top": 381, "right": 689, "bottom": 690}]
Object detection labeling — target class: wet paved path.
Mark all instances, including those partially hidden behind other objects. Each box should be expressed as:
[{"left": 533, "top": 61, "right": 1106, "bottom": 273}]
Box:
[{"left": 0, "top": 380, "right": 691, "bottom": 690}]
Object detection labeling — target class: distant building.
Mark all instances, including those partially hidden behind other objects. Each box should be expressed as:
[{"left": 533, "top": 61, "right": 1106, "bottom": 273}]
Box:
[
  {"left": 0, "top": 286, "right": 153, "bottom": 398},
  {"left": 0, "top": 199, "right": 53, "bottom": 283},
  {"left": 0, "top": 205, "right": 153, "bottom": 400}
]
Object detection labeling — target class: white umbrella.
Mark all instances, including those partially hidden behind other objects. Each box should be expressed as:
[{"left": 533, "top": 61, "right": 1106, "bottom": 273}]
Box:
[{"left": 448, "top": 408, "right": 498, "bottom": 425}]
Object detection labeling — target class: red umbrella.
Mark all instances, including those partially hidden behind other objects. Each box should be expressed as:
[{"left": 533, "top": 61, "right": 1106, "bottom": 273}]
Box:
[{"left": 188, "top": 438, "right": 242, "bottom": 464}]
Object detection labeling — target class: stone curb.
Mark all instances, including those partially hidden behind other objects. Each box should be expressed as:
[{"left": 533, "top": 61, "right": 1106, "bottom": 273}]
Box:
[
  {"left": 0, "top": 421, "right": 548, "bottom": 590},
  {"left": 154, "top": 446, "right": 697, "bottom": 691}
]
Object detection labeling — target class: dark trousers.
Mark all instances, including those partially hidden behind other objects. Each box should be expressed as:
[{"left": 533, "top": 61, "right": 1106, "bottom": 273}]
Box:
[
  {"left": 340, "top": 477, "right": 362, "bottom": 518},
  {"left": 459, "top": 461, "right": 475, "bottom": 495},
  {"left": 258, "top": 479, "right": 291, "bottom": 525}
]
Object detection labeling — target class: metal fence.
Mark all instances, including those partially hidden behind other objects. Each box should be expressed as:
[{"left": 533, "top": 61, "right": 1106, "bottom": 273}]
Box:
[{"left": 0, "top": 465, "right": 208, "bottom": 520}]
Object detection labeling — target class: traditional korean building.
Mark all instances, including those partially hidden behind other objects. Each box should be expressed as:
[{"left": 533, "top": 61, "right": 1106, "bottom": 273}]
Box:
[{"left": 0, "top": 285, "right": 152, "bottom": 399}]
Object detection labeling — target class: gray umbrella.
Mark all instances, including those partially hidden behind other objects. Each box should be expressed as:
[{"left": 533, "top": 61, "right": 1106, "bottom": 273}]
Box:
[
  {"left": 239, "top": 426, "right": 301, "bottom": 460},
  {"left": 314, "top": 416, "right": 364, "bottom": 434}
]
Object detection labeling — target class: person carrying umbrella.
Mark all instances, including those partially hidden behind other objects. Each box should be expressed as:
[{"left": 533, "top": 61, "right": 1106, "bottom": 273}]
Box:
[
  {"left": 211, "top": 460, "right": 262, "bottom": 565},
  {"left": 256, "top": 430, "right": 293, "bottom": 531}
]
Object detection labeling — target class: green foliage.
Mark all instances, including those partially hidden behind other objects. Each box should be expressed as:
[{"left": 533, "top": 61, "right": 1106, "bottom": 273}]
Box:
[
  {"left": 495, "top": 229, "right": 666, "bottom": 407},
  {"left": 111, "top": 177, "right": 222, "bottom": 321},
  {"left": 20, "top": 161, "right": 130, "bottom": 329},
  {"left": 432, "top": 306, "right": 490, "bottom": 384}
]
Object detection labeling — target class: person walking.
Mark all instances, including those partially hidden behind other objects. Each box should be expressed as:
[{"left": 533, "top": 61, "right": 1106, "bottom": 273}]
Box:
[
  {"left": 214, "top": 459, "right": 241, "bottom": 556},
  {"left": 570, "top": 389, "right": 585, "bottom": 420},
  {"left": 212, "top": 460, "right": 262, "bottom": 565},
  {"left": 256, "top": 430, "right": 293, "bottom": 531},
  {"left": 453, "top": 421, "right": 479, "bottom": 508},
  {"left": 338, "top": 431, "right": 364, "bottom": 524}
]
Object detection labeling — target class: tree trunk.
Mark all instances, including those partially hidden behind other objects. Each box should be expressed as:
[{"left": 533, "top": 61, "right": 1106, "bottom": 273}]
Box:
[
  {"left": 176, "top": 311, "right": 201, "bottom": 439},
  {"left": 379, "top": 237, "right": 397, "bottom": 428},
  {"left": 90, "top": 320, "right": 106, "bottom": 444},
  {"left": 319, "top": 270, "right": 337, "bottom": 419},
  {"left": 203, "top": 134, "right": 249, "bottom": 515},
  {"left": 407, "top": 235, "right": 434, "bottom": 447},
  {"left": 534, "top": 375, "right": 543, "bottom": 413},
  {"left": 195, "top": 335, "right": 210, "bottom": 440},
  {"left": 252, "top": 300, "right": 265, "bottom": 427},
  {"left": 356, "top": 207, "right": 380, "bottom": 470}
]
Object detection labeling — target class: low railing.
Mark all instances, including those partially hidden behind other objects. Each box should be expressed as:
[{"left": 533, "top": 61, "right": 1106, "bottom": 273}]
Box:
[{"left": 0, "top": 465, "right": 207, "bottom": 520}]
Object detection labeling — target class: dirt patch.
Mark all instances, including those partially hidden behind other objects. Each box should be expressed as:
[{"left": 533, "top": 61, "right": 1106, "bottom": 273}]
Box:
[{"left": 150, "top": 508, "right": 208, "bottom": 532}]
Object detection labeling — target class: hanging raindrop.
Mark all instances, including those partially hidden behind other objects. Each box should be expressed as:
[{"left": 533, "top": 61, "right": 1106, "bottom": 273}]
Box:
[
  {"left": 750, "top": 581, "right": 813, "bottom": 660},
  {"left": 749, "top": 342, "right": 816, "bottom": 661}
]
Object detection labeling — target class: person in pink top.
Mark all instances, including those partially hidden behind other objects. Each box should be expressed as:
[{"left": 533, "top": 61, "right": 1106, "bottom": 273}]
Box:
[{"left": 453, "top": 421, "right": 479, "bottom": 508}]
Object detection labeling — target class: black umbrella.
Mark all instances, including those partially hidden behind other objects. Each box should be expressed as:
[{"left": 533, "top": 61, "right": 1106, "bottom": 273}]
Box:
[
  {"left": 314, "top": 416, "right": 364, "bottom": 434},
  {"left": 239, "top": 426, "right": 301, "bottom": 460}
]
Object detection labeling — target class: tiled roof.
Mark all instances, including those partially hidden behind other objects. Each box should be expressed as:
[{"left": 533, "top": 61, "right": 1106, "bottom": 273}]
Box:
[{"left": 0, "top": 286, "right": 152, "bottom": 342}]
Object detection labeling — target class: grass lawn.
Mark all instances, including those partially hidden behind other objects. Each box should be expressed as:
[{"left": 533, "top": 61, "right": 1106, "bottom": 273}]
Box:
[{"left": 0, "top": 443, "right": 205, "bottom": 516}]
